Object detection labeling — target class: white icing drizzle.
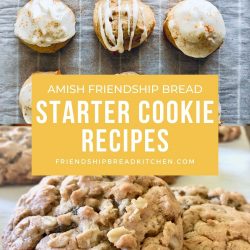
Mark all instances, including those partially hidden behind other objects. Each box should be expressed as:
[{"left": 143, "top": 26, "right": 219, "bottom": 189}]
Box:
[
  {"left": 128, "top": 0, "right": 139, "bottom": 51},
  {"left": 116, "top": 0, "right": 124, "bottom": 53},
  {"left": 139, "top": 6, "right": 148, "bottom": 44},
  {"left": 126, "top": 4, "right": 131, "bottom": 34},
  {"left": 98, "top": 0, "right": 124, "bottom": 52},
  {"left": 104, "top": 0, "right": 116, "bottom": 45},
  {"left": 98, "top": 0, "right": 147, "bottom": 52}
]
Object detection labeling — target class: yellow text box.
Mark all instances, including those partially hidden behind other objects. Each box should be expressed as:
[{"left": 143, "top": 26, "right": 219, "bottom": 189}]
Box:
[{"left": 32, "top": 75, "right": 218, "bottom": 176}]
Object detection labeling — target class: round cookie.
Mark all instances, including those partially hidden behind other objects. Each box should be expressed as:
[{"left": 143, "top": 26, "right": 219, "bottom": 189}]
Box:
[
  {"left": 172, "top": 186, "right": 250, "bottom": 212},
  {"left": 119, "top": 72, "right": 139, "bottom": 75},
  {"left": 163, "top": 0, "right": 226, "bottom": 58},
  {"left": 14, "top": 0, "right": 76, "bottom": 53},
  {"left": 219, "top": 126, "right": 241, "bottom": 143},
  {"left": 19, "top": 71, "right": 60, "bottom": 124},
  {"left": 2, "top": 176, "right": 183, "bottom": 250},
  {"left": 183, "top": 204, "right": 250, "bottom": 249},
  {"left": 0, "top": 126, "right": 41, "bottom": 185},
  {"left": 158, "top": 176, "right": 178, "bottom": 185},
  {"left": 93, "top": 0, "right": 155, "bottom": 53}
]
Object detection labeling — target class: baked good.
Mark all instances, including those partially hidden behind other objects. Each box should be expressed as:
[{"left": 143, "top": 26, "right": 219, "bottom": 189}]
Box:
[
  {"left": 158, "top": 176, "right": 177, "bottom": 185},
  {"left": 119, "top": 72, "right": 139, "bottom": 75},
  {"left": 163, "top": 0, "right": 226, "bottom": 58},
  {"left": 183, "top": 204, "right": 250, "bottom": 249},
  {"left": 19, "top": 71, "right": 60, "bottom": 124},
  {"left": 172, "top": 186, "right": 250, "bottom": 212},
  {"left": 172, "top": 186, "right": 250, "bottom": 249},
  {"left": 93, "top": 0, "right": 155, "bottom": 53},
  {"left": 106, "top": 175, "right": 177, "bottom": 185},
  {"left": 14, "top": 0, "right": 76, "bottom": 53},
  {"left": 0, "top": 126, "right": 41, "bottom": 185},
  {"left": 219, "top": 126, "right": 241, "bottom": 143},
  {"left": 2, "top": 176, "right": 183, "bottom": 250}
]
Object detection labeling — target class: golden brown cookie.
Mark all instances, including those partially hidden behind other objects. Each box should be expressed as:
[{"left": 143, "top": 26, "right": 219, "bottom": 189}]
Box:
[
  {"left": 0, "top": 126, "right": 41, "bottom": 185},
  {"left": 19, "top": 71, "right": 61, "bottom": 124},
  {"left": 14, "top": 0, "right": 76, "bottom": 53},
  {"left": 219, "top": 126, "right": 241, "bottom": 143},
  {"left": 158, "top": 176, "right": 178, "bottom": 185},
  {"left": 183, "top": 204, "right": 250, "bottom": 249},
  {"left": 93, "top": 0, "right": 155, "bottom": 53},
  {"left": 172, "top": 186, "right": 250, "bottom": 213},
  {"left": 119, "top": 72, "right": 139, "bottom": 75},
  {"left": 2, "top": 176, "right": 183, "bottom": 250},
  {"left": 163, "top": 0, "right": 226, "bottom": 58}
]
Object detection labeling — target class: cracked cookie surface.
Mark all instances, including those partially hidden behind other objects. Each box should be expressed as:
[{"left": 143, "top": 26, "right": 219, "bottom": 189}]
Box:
[
  {"left": 0, "top": 126, "right": 41, "bottom": 185},
  {"left": 2, "top": 176, "right": 183, "bottom": 250},
  {"left": 183, "top": 204, "right": 250, "bottom": 250}
]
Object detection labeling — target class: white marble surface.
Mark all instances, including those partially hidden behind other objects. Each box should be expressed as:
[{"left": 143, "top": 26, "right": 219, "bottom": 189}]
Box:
[{"left": 0, "top": 128, "right": 249, "bottom": 248}]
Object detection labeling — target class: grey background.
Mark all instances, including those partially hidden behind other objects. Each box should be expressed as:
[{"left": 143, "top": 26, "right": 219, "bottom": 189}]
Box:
[{"left": 0, "top": 0, "right": 250, "bottom": 124}]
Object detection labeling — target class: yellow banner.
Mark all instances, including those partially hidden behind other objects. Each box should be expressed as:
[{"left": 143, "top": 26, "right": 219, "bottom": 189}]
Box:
[{"left": 32, "top": 75, "right": 218, "bottom": 175}]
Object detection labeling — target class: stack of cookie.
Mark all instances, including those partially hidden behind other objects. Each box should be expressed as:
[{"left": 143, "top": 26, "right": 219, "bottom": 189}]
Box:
[{"left": 2, "top": 176, "right": 250, "bottom": 249}]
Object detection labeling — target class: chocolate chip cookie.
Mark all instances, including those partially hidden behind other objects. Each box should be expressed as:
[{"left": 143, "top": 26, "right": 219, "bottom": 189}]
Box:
[
  {"left": 2, "top": 176, "right": 183, "bottom": 249},
  {"left": 0, "top": 126, "right": 41, "bottom": 185}
]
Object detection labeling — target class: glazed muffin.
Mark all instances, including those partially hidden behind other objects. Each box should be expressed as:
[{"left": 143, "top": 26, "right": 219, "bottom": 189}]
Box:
[
  {"left": 2, "top": 176, "right": 183, "bottom": 249},
  {"left": 93, "top": 0, "right": 155, "bottom": 53},
  {"left": 163, "top": 0, "right": 226, "bottom": 58},
  {"left": 0, "top": 126, "right": 41, "bottom": 185},
  {"left": 14, "top": 0, "right": 76, "bottom": 53},
  {"left": 19, "top": 71, "right": 60, "bottom": 124}
]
